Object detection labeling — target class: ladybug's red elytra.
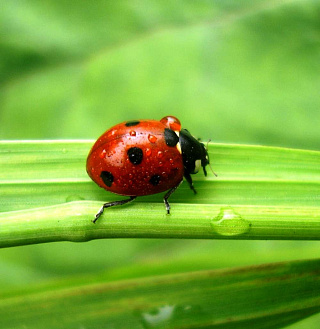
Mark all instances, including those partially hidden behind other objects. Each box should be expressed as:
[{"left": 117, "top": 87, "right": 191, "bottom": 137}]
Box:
[{"left": 87, "top": 116, "right": 211, "bottom": 223}]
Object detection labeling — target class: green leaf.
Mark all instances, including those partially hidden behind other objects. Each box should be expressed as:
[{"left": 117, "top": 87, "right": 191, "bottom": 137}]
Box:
[
  {"left": 1, "top": 141, "right": 320, "bottom": 248},
  {"left": 0, "top": 259, "right": 319, "bottom": 329}
]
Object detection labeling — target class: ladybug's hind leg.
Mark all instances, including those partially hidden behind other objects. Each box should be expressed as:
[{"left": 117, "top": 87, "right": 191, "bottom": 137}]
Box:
[
  {"left": 163, "top": 180, "right": 183, "bottom": 214},
  {"left": 93, "top": 196, "right": 137, "bottom": 223}
]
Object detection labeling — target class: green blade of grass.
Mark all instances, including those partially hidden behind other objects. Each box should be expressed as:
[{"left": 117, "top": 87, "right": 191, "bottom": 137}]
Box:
[
  {"left": 0, "top": 259, "right": 319, "bottom": 329},
  {"left": 0, "top": 141, "right": 320, "bottom": 247}
]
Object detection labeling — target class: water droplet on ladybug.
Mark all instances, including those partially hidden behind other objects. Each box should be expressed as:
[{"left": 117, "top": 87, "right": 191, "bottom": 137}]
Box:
[
  {"left": 160, "top": 116, "right": 181, "bottom": 131},
  {"left": 148, "top": 134, "right": 157, "bottom": 143},
  {"left": 99, "top": 149, "right": 107, "bottom": 159},
  {"left": 129, "top": 130, "right": 136, "bottom": 136},
  {"left": 145, "top": 148, "right": 152, "bottom": 156}
]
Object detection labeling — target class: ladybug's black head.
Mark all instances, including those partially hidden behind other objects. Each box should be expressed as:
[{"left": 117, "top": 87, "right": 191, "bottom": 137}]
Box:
[{"left": 179, "top": 129, "right": 209, "bottom": 176}]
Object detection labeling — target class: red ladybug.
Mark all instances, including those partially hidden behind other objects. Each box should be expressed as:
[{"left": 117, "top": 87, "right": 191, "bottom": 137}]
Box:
[{"left": 87, "top": 116, "right": 211, "bottom": 223}]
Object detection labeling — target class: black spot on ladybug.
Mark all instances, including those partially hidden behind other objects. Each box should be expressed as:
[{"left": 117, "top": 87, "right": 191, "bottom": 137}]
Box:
[
  {"left": 150, "top": 174, "right": 161, "bottom": 186},
  {"left": 164, "top": 128, "right": 179, "bottom": 147},
  {"left": 127, "top": 147, "right": 143, "bottom": 165},
  {"left": 125, "top": 120, "right": 140, "bottom": 127},
  {"left": 100, "top": 171, "right": 114, "bottom": 187}
]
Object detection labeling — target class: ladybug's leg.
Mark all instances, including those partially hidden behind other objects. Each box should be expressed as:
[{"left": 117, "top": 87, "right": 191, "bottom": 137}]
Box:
[
  {"left": 163, "top": 180, "right": 183, "bottom": 214},
  {"left": 184, "top": 172, "right": 197, "bottom": 194},
  {"left": 93, "top": 196, "right": 137, "bottom": 223}
]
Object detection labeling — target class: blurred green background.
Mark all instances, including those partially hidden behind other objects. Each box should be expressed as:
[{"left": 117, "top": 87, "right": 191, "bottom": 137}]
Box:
[{"left": 1, "top": 1, "right": 320, "bottom": 327}]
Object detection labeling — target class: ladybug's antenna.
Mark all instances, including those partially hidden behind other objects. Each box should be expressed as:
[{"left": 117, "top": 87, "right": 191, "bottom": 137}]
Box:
[
  {"left": 209, "top": 163, "right": 218, "bottom": 177},
  {"left": 206, "top": 140, "right": 218, "bottom": 177}
]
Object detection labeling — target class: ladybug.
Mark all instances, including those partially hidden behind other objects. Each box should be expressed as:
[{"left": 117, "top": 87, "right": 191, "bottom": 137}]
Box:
[{"left": 87, "top": 116, "right": 212, "bottom": 223}]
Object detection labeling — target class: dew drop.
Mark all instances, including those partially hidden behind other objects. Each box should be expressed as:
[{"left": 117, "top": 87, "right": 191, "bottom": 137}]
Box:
[
  {"left": 139, "top": 303, "right": 203, "bottom": 328},
  {"left": 129, "top": 130, "right": 136, "bottom": 136},
  {"left": 211, "top": 207, "right": 250, "bottom": 236},
  {"left": 66, "top": 195, "right": 84, "bottom": 202},
  {"left": 141, "top": 305, "right": 175, "bottom": 328},
  {"left": 157, "top": 150, "right": 163, "bottom": 158},
  {"left": 99, "top": 149, "right": 107, "bottom": 159},
  {"left": 145, "top": 148, "right": 152, "bottom": 156},
  {"left": 160, "top": 116, "right": 181, "bottom": 131},
  {"left": 148, "top": 134, "right": 157, "bottom": 143}
]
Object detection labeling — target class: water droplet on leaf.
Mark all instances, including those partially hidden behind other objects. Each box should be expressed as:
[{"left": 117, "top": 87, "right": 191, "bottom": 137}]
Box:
[{"left": 211, "top": 207, "right": 250, "bottom": 236}]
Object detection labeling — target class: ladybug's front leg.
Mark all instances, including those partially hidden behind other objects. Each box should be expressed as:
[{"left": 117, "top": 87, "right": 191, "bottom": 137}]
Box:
[
  {"left": 163, "top": 180, "right": 183, "bottom": 214},
  {"left": 184, "top": 172, "right": 197, "bottom": 194},
  {"left": 93, "top": 196, "right": 137, "bottom": 223}
]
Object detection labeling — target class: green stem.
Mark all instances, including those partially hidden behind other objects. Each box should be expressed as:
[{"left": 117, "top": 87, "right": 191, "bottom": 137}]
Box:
[{"left": 1, "top": 202, "right": 320, "bottom": 248}]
